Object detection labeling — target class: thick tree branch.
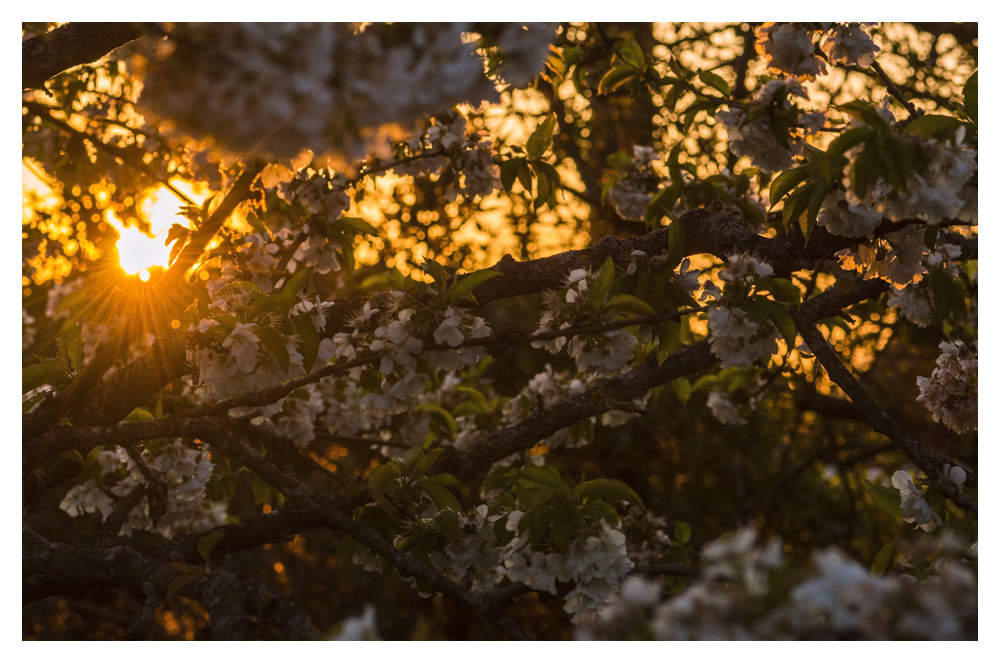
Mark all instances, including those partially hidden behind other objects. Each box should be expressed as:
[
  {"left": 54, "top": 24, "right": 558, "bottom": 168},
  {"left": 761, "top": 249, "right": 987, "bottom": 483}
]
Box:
[
  {"left": 446, "top": 342, "right": 716, "bottom": 477},
  {"left": 23, "top": 23, "right": 149, "bottom": 90}
]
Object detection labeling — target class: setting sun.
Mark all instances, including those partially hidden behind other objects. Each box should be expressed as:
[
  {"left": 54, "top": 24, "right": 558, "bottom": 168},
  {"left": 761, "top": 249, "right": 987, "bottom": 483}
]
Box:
[
  {"left": 108, "top": 211, "right": 172, "bottom": 281},
  {"left": 109, "top": 183, "right": 206, "bottom": 280}
]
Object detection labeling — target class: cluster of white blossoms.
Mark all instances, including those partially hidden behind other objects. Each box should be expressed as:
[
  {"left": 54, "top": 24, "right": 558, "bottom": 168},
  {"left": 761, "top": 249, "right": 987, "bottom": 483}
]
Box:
[
  {"left": 278, "top": 167, "right": 352, "bottom": 223},
  {"left": 607, "top": 146, "right": 662, "bottom": 221},
  {"left": 816, "top": 187, "right": 884, "bottom": 238},
  {"left": 837, "top": 224, "right": 929, "bottom": 286},
  {"left": 393, "top": 114, "right": 501, "bottom": 201},
  {"left": 427, "top": 306, "right": 492, "bottom": 372},
  {"left": 715, "top": 78, "right": 826, "bottom": 173},
  {"left": 891, "top": 469, "right": 941, "bottom": 531},
  {"left": 264, "top": 385, "right": 327, "bottom": 447},
  {"left": 140, "top": 23, "right": 554, "bottom": 161},
  {"left": 533, "top": 269, "right": 639, "bottom": 375},
  {"left": 577, "top": 527, "right": 976, "bottom": 640},
  {"left": 427, "top": 505, "right": 505, "bottom": 592},
  {"left": 330, "top": 297, "right": 492, "bottom": 417},
  {"left": 755, "top": 23, "right": 828, "bottom": 80},
  {"left": 501, "top": 513, "right": 634, "bottom": 623},
  {"left": 704, "top": 254, "right": 781, "bottom": 369},
  {"left": 500, "top": 365, "right": 649, "bottom": 453},
  {"left": 755, "top": 23, "right": 879, "bottom": 79},
  {"left": 706, "top": 388, "right": 747, "bottom": 426},
  {"left": 327, "top": 605, "right": 380, "bottom": 641},
  {"left": 916, "top": 340, "right": 978, "bottom": 434},
  {"left": 59, "top": 442, "right": 226, "bottom": 538},
  {"left": 191, "top": 320, "right": 306, "bottom": 407},
  {"left": 878, "top": 134, "right": 978, "bottom": 226},
  {"left": 887, "top": 243, "right": 963, "bottom": 327},
  {"left": 821, "top": 23, "right": 880, "bottom": 67}
]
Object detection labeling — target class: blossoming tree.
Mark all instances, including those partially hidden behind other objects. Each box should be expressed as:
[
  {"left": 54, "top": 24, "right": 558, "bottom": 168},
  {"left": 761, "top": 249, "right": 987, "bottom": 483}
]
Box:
[{"left": 22, "top": 22, "right": 977, "bottom": 640}]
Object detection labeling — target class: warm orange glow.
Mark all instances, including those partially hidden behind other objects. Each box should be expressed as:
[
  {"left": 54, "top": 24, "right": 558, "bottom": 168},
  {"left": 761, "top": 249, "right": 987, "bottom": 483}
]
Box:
[
  {"left": 108, "top": 210, "right": 172, "bottom": 275},
  {"left": 108, "top": 183, "right": 208, "bottom": 276}
]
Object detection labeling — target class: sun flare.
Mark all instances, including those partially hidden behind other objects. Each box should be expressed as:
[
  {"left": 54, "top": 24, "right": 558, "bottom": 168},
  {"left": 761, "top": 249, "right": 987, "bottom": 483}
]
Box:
[
  {"left": 109, "top": 184, "right": 206, "bottom": 280},
  {"left": 108, "top": 211, "right": 172, "bottom": 280}
]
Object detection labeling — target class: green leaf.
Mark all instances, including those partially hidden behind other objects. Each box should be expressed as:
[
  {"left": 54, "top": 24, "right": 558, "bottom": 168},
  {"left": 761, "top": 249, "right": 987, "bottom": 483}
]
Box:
[
  {"left": 526, "top": 114, "right": 557, "bottom": 159},
  {"left": 768, "top": 166, "right": 810, "bottom": 209},
  {"left": 964, "top": 70, "right": 978, "bottom": 123},
  {"left": 924, "top": 224, "right": 940, "bottom": 251},
  {"left": 410, "top": 448, "right": 444, "bottom": 481},
  {"left": 197, "top": 530, "right": 224, "bottom": 562},
  {"left": 251, "top": 326, "right": 289, "bottom": 373},
  {"left": 417, "top": 404, "right": 459, "bottom": 437},
  {"left": 368, "top": 463, "right": 402, "bottom": 498},
  {"left": 58, "top": 450, "right": 85, "bottom": 464},
  {"left": 397, "top": 446, "right": 426, "bottom": 475},
  {"left": 903, "top": 114, "right": 966, "bottom": 139},
  {"left": 331, "top": 216, "right": 378, "bottom": 237},
  {"left": 588, "top": 257, "right": 616, "bottom": 307},
  {"left": 281, "top": 267, "right": 312, "bottom": 300},
  {"left": 665, "top": 216, "right": 686, "bottom": 273},
  {"left": 533, "top": 161, "right": 562, "bottom": 210},
  {"left": 672, "top": 377, "right": 692, "bottom": 405},
  {"left": 428, "top": 472, "right": 461, "bottom": 488},
  {"left": 575, "top": 478, "right": 644, "bottom": 509},
  {"left": 759, "top": 277, "right": 802, "bottom": 306},
  {"left": 22, "top": 358, "right": 69, "bottom": 394},
  {"left": 57, "top": 319, "right": 83, "bottom": 373},
  {"left": 124, "top": 406, "right": 155, "bottom": 423},
  {"left": 598, "top": 65, "right": 637, "bottom": 95},
  {"left": 335, "top": 535, "right": 357, "bottom": 570},
  {"left": 517, "top": 464, "right": 569, "bottom": 493},
  {"left": 422, "top": 260, "right": 449, "bottom": 296},
  {"left": 448, "top": 269, "right": 500, "bottom": 303},
  {"left": 604, "top": 294, "right": 656, "bottom": 317},
  {"left": 862, "top": 479, "right": 903, "bottom": 517},
  {"left": 164, "top": 570, "right": 201, "bottom": 601},
  {"left": 419, "top": 478, "right": 462, "bottom": 512},
  {"left": 837, "top": 100, "right": 889, "bottom": 129},
  {"left": 619, "top": 36, "right": 646, "bottom": 71},
  {"left": 770, "top": 305, "right": 798, "bottom": 348},
  {"left": 500, "top": 158, "right": 523, "bottom": 192},
  {"left": 244, "top": 292, "right": 288, "bottom": 322},
  {"left": 291, "top": 315, "right": 321, "bottom": 371},
  {"left": 674, "top": 520, "right": 692, "bottom": 544},
  {"left": 871, "top": 540, "right": 896, "bottom": 575},
  {"left": 433, "top": 509, "right": 461, "bottom": 543},
  {"left": 824, "top": 126, "right": 873, "bottom": 162},
  {"left": 534, "top": 165, "right": 551, "bottom": 212},
  {"left": 454, "top": 386, "right": 491, "bottom": 413},
  {"left": 697, "top": 69, "right": 730, "bottom": 97}
]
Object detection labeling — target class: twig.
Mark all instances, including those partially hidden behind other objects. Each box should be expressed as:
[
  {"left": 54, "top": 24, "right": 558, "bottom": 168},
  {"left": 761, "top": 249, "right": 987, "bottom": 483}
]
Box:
[
  {"left": 794, "top": 315, "right": 976, "bottom": 513},
  {"left": 871, "top": 60, "right": 919, "bottom": 119}
]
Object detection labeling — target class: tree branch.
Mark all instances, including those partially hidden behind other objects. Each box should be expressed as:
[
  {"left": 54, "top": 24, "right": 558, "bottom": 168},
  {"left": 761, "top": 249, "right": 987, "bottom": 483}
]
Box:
[
  {"left": 23, "top": 23, "right": 149, "bottom": 90},
  {"left": 793, "top": 314, "right": 976, "bottom": 513}
]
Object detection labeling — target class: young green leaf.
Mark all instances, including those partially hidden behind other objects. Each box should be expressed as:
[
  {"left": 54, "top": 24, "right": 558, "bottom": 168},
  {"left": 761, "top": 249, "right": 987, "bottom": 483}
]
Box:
[
  {"left": 448, "top": 269, "right": 500, "bottom": 303},
  {"left": 697, "top": 69, "right": 730, "bottom": 97},
  {"left": 862, "top": 479, "right": 903, "bottom": 517},
  {"left": 526, "top": 114, "right": 557, "bottom": 159},
  {"left": 575, "top": 478, "right": 645, "bottom": 509}
]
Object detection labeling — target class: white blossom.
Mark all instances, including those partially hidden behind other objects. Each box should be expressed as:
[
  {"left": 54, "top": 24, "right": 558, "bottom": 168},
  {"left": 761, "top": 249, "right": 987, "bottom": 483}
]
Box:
[
  {"left": 892, "top": 470, "right": 941, "bottom": 532},
  {"left": 755, "top": 23, "right": 827, "bottom": 80},
  {"left": 916, "top": 340, "right": 977, "bottom": 433},
  {"left": 707, "top": 389, "right": 748, "bottom": 426},
  {"left": 821, "top": 23, "right": 880, "bottom": 68}
]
